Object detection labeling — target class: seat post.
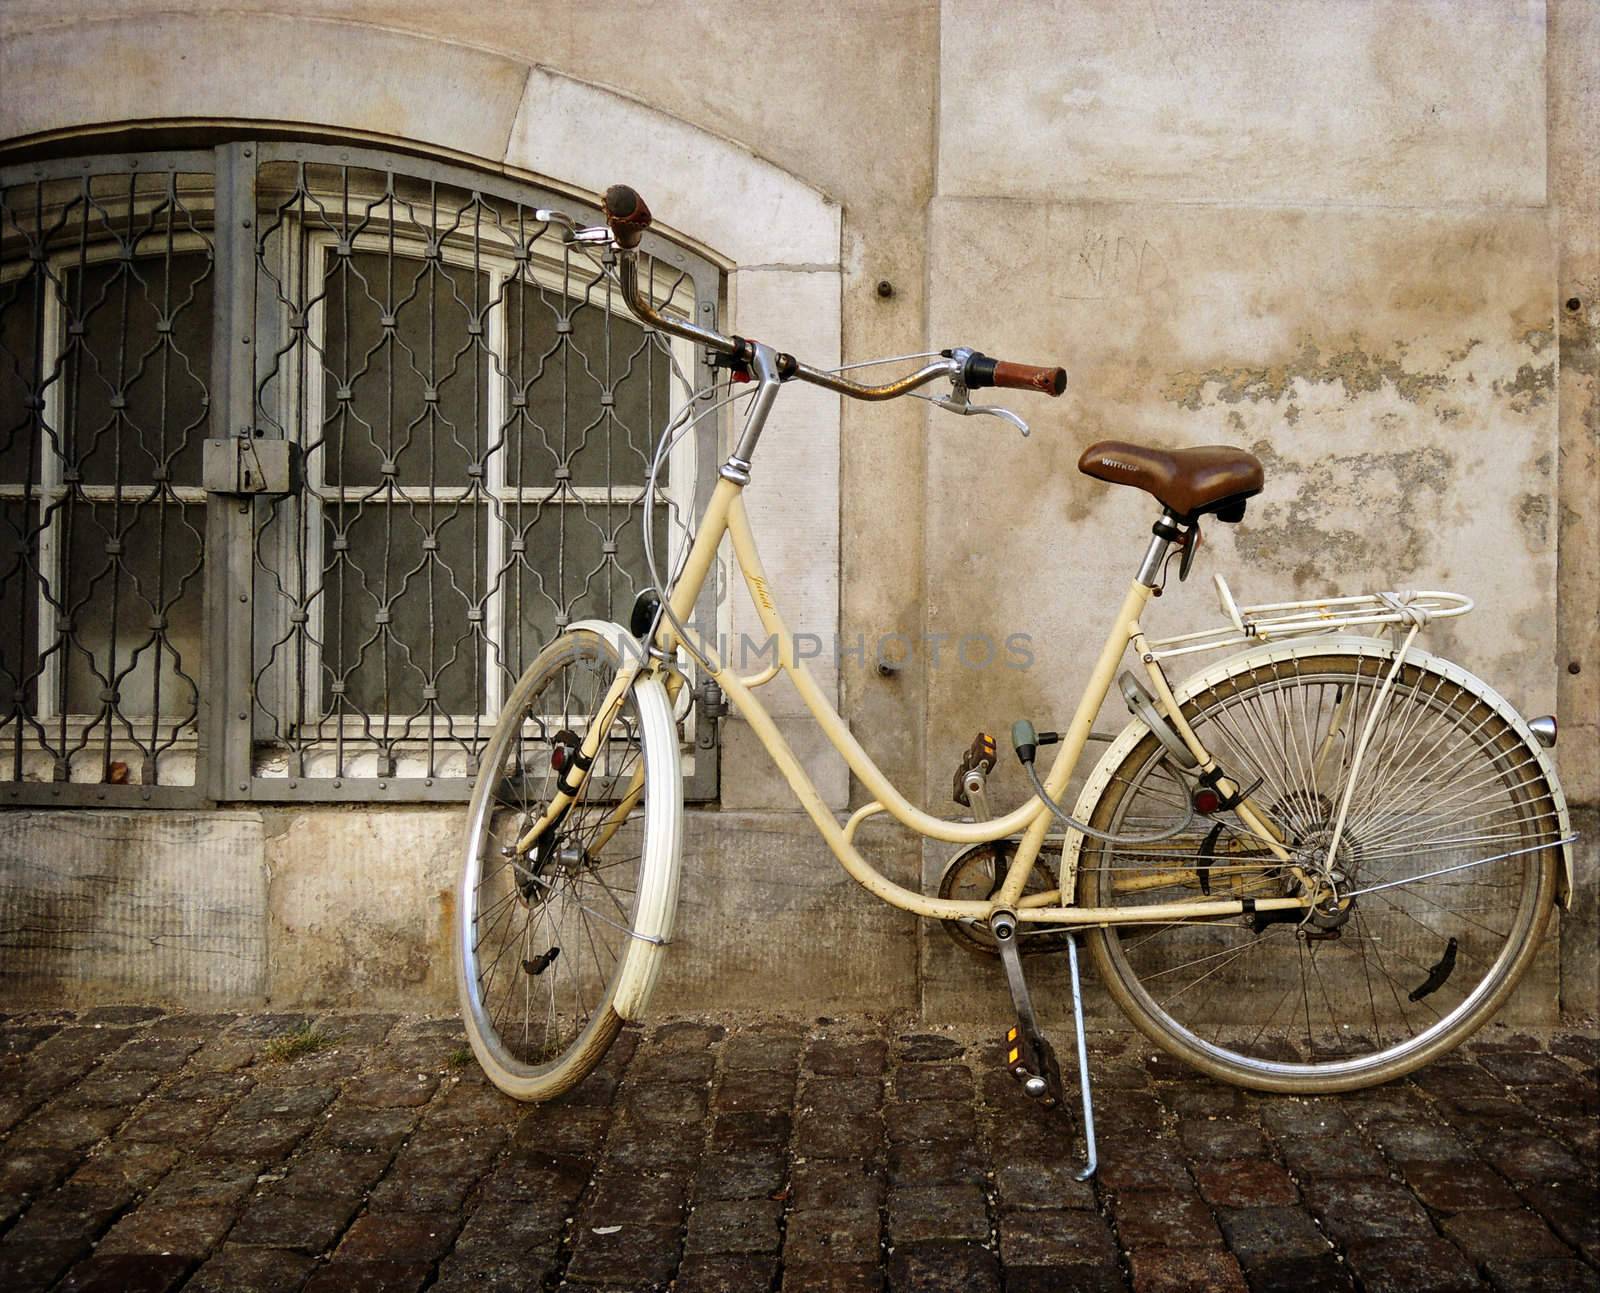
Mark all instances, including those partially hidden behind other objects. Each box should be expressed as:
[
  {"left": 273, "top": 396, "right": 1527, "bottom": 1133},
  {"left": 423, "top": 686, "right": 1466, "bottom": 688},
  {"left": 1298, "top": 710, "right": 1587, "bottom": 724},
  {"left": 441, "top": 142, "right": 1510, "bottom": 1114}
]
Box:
[{"left": 1136, "top": 509, "right": 1186, "bottom": 587}]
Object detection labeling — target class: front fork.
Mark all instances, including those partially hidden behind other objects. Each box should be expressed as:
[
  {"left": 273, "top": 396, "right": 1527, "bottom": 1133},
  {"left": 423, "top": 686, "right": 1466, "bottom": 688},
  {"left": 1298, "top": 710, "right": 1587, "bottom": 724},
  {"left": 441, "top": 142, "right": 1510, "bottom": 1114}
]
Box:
[{"left": 514, "top": 651, "right": 651, "bottom": 858}]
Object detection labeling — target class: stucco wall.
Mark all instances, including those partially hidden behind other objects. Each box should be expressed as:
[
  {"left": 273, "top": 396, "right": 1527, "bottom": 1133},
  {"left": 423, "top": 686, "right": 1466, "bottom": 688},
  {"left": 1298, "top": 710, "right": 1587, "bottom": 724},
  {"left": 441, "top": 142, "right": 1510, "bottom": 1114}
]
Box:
[{"left": 1, "top": 1, "right": 1595, "bottom": 1020}]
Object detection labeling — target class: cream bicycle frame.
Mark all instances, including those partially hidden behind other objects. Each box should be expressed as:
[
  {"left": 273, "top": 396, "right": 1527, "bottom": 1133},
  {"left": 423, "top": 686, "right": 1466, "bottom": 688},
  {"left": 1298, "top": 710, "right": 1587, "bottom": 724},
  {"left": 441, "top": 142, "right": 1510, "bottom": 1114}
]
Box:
[
  {"left": 662, "top": 477, "right": 1308, "bottom": 930},
  {"left": 516, "top": 467, "right": 1309, "bottom": 933},
  {"left": 513, "top": 226, "right": 1315, "bottom": 934}
]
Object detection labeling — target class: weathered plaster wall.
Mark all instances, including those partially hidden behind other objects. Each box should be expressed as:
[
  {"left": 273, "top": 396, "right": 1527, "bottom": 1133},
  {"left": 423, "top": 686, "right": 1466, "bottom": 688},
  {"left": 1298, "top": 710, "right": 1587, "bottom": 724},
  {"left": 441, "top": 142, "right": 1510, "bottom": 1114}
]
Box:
[
  {"left": 921, "top": 0, "right": 1586, "bottom": 1026},
  {"left": 0, "top": 808, "right": 919, "bottom": 1015},
  {"left": 0, "top": 812, "right": 268, "bottom": 1006},
  {"left": 1, "top": 1, "right": 1594, "bottom": 1019},
  {"left": 1550, "top": 0, "right": 1600, "bottom": 1016},
  {"left": 928, "top": 0, "right": 1559, "bottom": 801}
]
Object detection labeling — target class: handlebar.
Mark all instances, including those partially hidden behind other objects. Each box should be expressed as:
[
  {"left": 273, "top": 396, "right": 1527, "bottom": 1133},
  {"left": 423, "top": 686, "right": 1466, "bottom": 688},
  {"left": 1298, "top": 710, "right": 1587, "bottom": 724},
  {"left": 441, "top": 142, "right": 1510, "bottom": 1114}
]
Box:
[
  {"left": 963, "top": 355, "right": 1068, "bottom": 397},
  {"left": 601, "top": 184, "right": 653, "bottom": 250},
  {"left": 601, "top": 184, "right": 1066, "bottom": 404}
]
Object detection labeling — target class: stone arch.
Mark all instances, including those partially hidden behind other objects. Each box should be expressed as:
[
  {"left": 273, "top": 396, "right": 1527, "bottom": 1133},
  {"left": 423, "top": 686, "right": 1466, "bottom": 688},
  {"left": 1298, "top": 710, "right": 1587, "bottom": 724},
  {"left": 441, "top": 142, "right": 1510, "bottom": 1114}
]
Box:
[{"left": 2, "top": 11, "right": 848, "bottom": 804}]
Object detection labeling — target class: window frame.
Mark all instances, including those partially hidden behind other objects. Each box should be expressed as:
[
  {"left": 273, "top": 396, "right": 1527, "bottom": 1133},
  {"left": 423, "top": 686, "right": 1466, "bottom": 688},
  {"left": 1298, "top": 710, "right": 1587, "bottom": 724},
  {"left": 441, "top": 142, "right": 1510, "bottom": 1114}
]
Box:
[
  {"left": 0, "top": 154, "right": 219, "bottom": 799},
  {"left": 256, "top": 223, "right": 698, "bottom": 752},
  {"left": 0, "top": 141, "right": 726, "bottom": 808}
]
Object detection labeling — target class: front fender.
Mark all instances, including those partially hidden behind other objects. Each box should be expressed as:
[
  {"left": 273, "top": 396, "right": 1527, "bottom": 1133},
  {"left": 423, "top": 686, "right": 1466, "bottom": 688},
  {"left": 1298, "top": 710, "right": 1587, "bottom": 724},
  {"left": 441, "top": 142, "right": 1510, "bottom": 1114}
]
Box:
[
  {"left": 566, "top": 618, "right": 651, "bottom": 674},
  {"left": 560, "top": 619, "right": 682, "bottom": 1018}
]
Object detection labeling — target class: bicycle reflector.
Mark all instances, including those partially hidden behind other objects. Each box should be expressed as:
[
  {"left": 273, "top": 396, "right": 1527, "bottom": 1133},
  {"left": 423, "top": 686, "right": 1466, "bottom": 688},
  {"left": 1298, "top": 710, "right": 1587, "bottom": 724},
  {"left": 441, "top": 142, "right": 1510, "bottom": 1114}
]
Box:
[
  {"left": 551, "top": 729, "right": 581, "bottom": 772},
  {"left": 1192, "top": 786, "right": 1222, "bottom": 815}
]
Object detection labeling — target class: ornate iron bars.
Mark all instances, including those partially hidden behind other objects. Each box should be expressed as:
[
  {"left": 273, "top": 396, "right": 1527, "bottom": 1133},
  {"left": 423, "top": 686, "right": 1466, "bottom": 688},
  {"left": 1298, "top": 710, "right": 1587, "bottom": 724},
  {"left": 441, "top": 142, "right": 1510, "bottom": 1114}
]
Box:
[
  {"left": 0, "top": 144, "right": 722, "bottom": 805},
  {"left": 0, "top": 155, "right": 215, "bottom": 800}
]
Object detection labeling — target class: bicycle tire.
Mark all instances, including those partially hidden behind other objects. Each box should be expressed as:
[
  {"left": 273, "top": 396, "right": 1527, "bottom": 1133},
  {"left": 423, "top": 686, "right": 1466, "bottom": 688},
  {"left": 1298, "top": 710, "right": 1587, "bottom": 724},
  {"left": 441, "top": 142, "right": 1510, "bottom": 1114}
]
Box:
[
  {"left": 1078, "top": 644, "right": 1563, "bottom": 1093},
  {"left": 457, "top": 623, "right": 682, "bottom": 1100}
]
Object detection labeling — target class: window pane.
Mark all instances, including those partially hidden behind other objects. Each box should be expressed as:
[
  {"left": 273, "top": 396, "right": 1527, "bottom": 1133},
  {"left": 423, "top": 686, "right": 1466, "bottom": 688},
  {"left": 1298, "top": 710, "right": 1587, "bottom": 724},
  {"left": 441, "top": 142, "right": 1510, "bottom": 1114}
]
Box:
[
  {"left": 503, "top": 278, "right": 668, "bottom": 490},
  {"left": 62, "top": 251, "right": 213, "bottom": 488},
  {"left": 0, "top": 502, "right": 38, "bottom": 717},
  {"left": 1, "top": 270, "right": 43, "bottom": 487},
  {"left": 503, "top": 503, "right": 668, "bottom": 660},
  {"left": 322, "top": 501, "right": 482, "bottom": 716},
  {"left": 320, "top": 250, "right": 489, "bottom": 489},
  {"left": 62, "top": 499, "right": 204, "bottom": 721}
]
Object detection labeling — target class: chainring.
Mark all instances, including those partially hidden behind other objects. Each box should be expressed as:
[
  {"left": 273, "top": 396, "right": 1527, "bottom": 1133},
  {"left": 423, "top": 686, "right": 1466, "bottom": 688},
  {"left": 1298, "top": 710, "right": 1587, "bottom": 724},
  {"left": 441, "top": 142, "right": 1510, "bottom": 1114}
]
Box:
[{"left": 937, "top": 841, "right": 1073, "bottom": 957}]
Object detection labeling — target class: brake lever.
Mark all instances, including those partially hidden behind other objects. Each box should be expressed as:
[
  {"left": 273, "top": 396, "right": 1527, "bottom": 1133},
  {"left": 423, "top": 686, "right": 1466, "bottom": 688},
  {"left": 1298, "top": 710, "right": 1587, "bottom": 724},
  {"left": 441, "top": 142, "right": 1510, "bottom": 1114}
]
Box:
[{"left": 929, "top": 384, "right": 1031, "bottom": 437}]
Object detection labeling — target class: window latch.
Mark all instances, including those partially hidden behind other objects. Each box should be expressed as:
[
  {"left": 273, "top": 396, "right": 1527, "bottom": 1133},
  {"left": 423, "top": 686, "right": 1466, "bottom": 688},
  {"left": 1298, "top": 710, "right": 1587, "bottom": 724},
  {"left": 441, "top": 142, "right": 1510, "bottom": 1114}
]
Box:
[{"left": 203, "top": 435, "right": 298, "bottom": 496}]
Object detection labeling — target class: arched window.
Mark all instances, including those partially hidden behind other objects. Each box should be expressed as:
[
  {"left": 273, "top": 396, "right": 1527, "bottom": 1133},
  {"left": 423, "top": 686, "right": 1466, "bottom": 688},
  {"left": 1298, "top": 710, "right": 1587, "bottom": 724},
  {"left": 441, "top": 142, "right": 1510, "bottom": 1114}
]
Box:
[{"left": 0, "top": 140, "right": 722, "bottom": 804}]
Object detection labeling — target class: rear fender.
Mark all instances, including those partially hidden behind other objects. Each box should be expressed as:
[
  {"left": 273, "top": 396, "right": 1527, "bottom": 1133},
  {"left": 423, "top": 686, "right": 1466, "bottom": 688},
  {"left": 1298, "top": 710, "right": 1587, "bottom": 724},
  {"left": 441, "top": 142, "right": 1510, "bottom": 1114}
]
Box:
[{"left": 1059, "top": 634, "right": 1574, "bottom": 907}]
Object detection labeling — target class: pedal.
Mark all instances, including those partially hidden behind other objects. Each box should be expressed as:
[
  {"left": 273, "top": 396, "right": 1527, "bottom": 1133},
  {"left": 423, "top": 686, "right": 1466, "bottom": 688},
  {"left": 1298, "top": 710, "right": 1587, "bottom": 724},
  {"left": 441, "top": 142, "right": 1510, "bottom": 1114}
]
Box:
[
  {"left": 1004, "top": 1024, "right": 1063, "bottom": 1106},
  {"left": 951, "top": 731, "right": 997, "bottom": 810}
]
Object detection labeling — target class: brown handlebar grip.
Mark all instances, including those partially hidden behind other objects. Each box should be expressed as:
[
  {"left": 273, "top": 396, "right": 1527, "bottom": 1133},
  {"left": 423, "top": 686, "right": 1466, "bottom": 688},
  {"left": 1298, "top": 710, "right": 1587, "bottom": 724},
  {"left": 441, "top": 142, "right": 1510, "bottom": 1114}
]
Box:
[
  {"left": 603, "top": 185, "right": 653, "bottom": 249},
  {"left": 992, "top": 361, "right": 1068, "bottom": 397}
]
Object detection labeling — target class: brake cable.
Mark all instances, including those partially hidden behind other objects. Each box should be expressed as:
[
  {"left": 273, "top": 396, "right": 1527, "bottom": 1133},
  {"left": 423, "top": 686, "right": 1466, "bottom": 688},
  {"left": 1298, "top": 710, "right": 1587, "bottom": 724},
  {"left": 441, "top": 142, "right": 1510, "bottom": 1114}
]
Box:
[{"left": 1013, "top": 722, "right": 1198, "bottom": 845}]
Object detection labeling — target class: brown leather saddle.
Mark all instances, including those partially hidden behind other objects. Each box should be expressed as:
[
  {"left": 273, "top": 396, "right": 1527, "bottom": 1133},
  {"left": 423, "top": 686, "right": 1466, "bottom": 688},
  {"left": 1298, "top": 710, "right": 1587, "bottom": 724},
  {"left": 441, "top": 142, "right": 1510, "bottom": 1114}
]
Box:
[{"left": 1077, "top": 440, "right": 1263, "bottom": 522}]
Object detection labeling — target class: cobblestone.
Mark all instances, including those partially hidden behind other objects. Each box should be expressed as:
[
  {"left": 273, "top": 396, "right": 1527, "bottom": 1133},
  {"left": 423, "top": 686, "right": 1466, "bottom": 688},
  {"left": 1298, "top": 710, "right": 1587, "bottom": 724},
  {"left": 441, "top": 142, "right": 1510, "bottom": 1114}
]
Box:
[
  {"left": 1192, "top": 1157, "right": 1299, "bottom": 1208},
  {"left": 793, "top": 1109, "right": 876, "bottom": 1159},
  {"left": 187, "top": 1245, "right": 315, "bottom": 1293},
  {"left": 682, "top": 1196, "right": 783, "bottom": 1255},
  {"left": 801, "top": 1075, "right": 883, "bottom": 1116},
  {"left": 721, "top": 1031, "right": 803, "bottom": 1073},
  {"left": 806, "top": 1036, "right": 887, "bottom": 1076},
  {"left": 711, "top": 1067, "right": 795, "bottom": 1113},
  {"left": 57, "top": 1253, "right": 190, "bottom": 1292},
  {"left": 882, "top": 1097, "right": 975, "bottom": 1143},
  {"left": 1110, "top": 1187, "right": 1221, "bottom": 1248},
  {"left": 1441, "top": 1208, "right": 1572, "bottom": 1263},
  {"left": 1345, "top": 1236, "right": 1482, "bottom": 1293},
  {"left": 893, "top": 1061, "right": 975, "bottom": 1102},
  {"left": 95, "top": 1203, "right": 237, "bottom": 1258},
  {"left": 887, "top": 1182, "right": 989, "bottom": 1244},
  {"left": 228, "top": 1189, "right": 365, "bottom": 1251},
  {"left": 786, "top": 1205, "right": 880, "bottom": 1263},
  {"left": 1126, "top": 1246, "right": 1248, "bottom": 1293},
  {"left": 9, "top": 1104, "right": 127, "bottom": 1153},
  {"left": 887, "top": 1134, "right": 986, "bottom": 1186},
  {"left": 676, "top": 1252, "right": 780, "bottom": 1292},
  {"left": 888, "top": 1242, "right": 1001, "bottom": 1292},
  {"left": 0, "top": 1010, "right": 1593, "bottom": 1290},
  {"left": 693, "top": 1145, "right": 786, "bottom": 1200},
  {"left": 996, "top": 1206, "right": 1120, "bottom": 1268}
]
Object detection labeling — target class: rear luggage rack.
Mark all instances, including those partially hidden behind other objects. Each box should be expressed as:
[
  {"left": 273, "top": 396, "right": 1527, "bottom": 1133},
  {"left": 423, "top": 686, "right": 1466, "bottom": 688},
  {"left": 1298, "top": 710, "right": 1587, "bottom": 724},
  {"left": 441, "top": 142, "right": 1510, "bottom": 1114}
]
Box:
[{"left": 1144, "top": 575, "right": 1473, "bottom": 660}]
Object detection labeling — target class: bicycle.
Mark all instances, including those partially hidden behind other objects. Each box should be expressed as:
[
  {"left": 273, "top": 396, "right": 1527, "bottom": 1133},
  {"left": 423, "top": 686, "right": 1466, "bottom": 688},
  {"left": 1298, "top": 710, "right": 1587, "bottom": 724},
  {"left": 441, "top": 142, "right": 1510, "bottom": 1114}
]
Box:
[{"left": 455, "top": 185, "right": 1576, "bottom": 1178}]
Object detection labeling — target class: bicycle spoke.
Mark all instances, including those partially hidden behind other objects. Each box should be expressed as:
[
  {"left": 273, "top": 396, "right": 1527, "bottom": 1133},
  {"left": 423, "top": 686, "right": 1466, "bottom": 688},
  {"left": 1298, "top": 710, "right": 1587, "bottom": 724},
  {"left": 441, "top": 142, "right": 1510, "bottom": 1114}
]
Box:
[
  {"left": 461, "top": 628, "right": 667, "bottom": 1083},
  {"left": 1086, "top": 650, "right": 1553, "bottom": 1085}
]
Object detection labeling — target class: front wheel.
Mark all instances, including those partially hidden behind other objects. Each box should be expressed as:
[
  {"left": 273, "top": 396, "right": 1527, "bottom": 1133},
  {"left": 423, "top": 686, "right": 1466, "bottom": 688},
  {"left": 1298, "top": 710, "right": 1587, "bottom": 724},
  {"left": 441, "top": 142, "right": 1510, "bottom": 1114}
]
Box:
[
  {"left": 1080, "top": 646, "right": 1563, "bottom": 1092},
  {"left": 457, "top": 624, "right": 682, "bottom": 1100}
]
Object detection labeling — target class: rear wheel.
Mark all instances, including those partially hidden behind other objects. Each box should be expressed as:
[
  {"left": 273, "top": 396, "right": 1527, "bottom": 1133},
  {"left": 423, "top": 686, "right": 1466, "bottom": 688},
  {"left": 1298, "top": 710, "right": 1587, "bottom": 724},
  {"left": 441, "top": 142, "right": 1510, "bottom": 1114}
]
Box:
[
  {"left": 457, "top": 626, "right": 681, "bottom": 1100},
  {"left": 1081, "top": 649, "right": 1561, "bottom": 1092}
]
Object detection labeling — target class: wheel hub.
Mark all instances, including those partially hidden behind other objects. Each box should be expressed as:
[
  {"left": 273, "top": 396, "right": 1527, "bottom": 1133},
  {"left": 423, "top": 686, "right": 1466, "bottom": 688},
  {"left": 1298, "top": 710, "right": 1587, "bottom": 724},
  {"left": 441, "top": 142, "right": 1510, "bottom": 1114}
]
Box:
[{"left": 1289, "top": 825, "right": 1358, "bottom": 932}]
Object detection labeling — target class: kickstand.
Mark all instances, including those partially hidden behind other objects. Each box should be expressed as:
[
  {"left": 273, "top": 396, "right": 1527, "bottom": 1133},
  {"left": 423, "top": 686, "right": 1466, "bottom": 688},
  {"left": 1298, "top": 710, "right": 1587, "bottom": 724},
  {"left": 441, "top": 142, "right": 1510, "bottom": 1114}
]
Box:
[
  {"left": 993, "top": 914, "right": 1097, "bottom": 1180},
  {"left": 1064, "top": 932, "right": 1098, "bottom": 1181}
]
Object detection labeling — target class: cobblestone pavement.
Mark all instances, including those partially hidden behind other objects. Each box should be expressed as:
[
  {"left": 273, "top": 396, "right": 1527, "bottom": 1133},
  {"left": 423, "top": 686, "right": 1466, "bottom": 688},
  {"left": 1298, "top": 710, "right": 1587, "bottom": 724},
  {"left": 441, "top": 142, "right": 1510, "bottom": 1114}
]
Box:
[{"left": 0, "top": 1008, "right": 1595, "bottom": 1292}]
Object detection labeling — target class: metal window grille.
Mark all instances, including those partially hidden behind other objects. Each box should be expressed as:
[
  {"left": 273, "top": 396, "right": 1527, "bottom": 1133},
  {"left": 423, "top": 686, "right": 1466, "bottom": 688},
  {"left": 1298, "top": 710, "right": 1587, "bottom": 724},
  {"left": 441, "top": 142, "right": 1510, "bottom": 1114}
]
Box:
[{"left": 0, "top": 142, "right": 723, "bottom": 807}]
